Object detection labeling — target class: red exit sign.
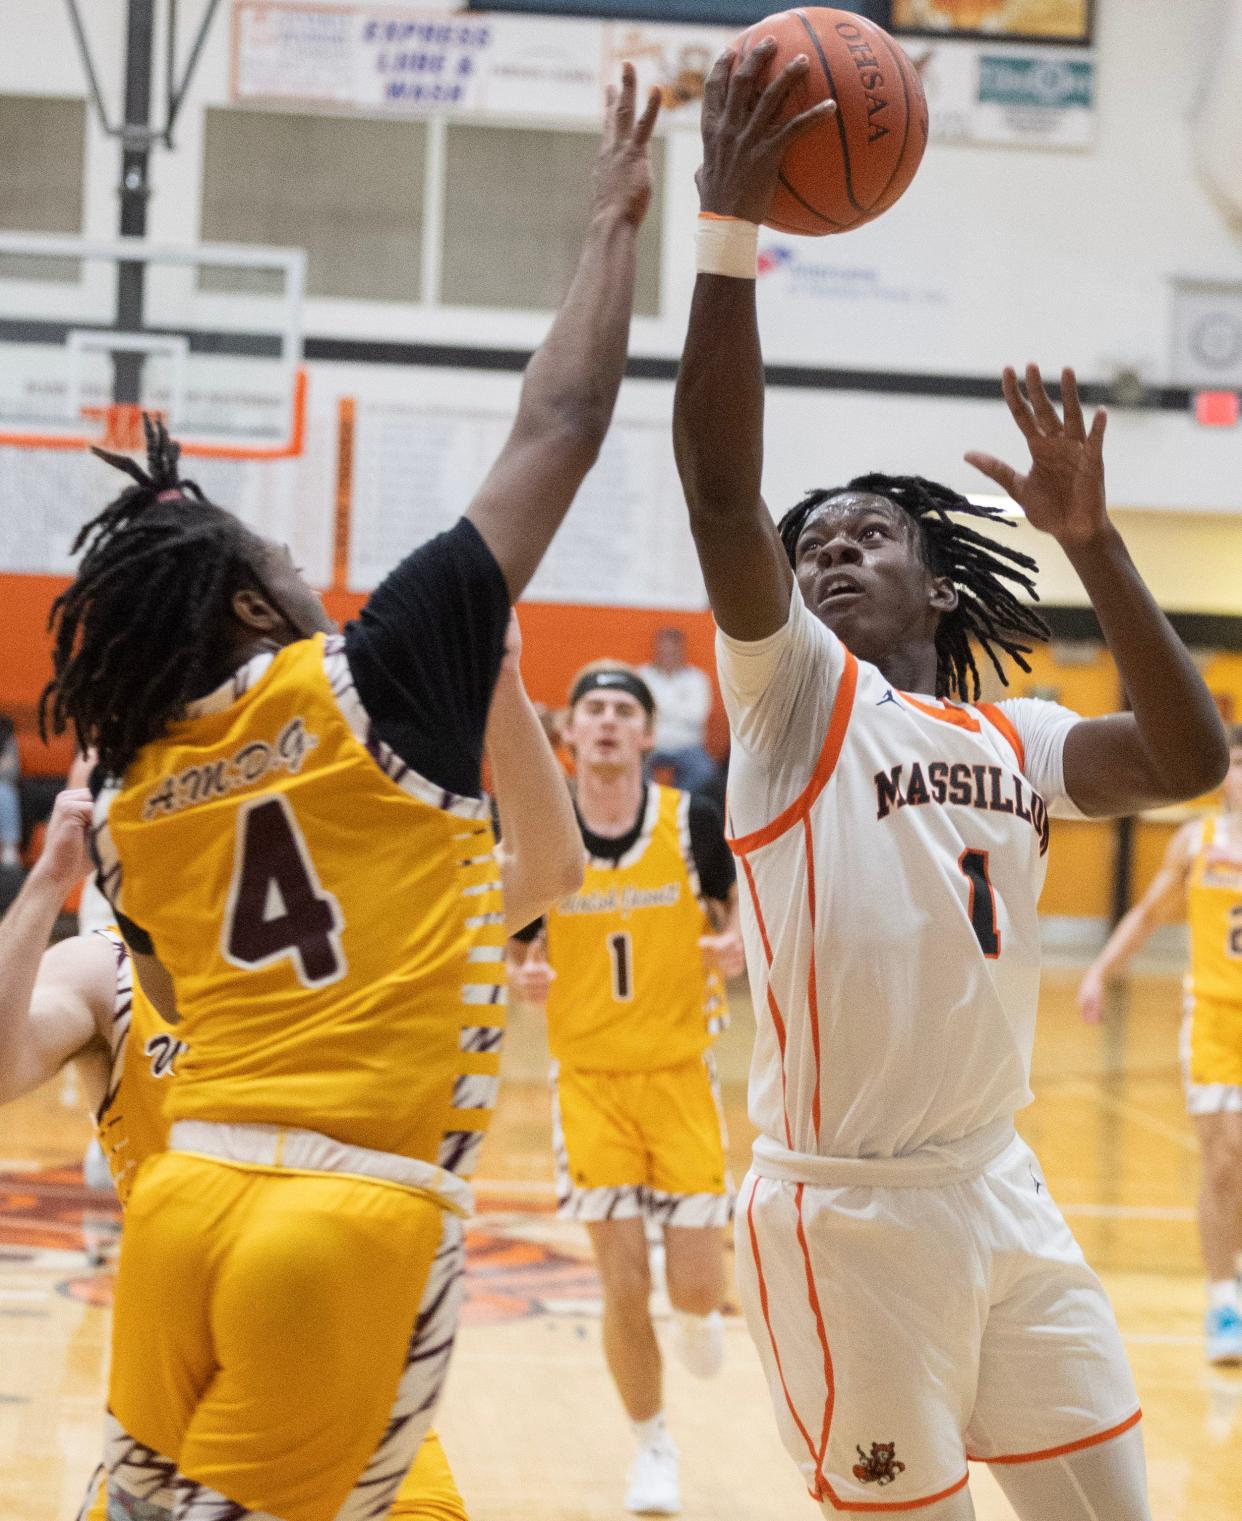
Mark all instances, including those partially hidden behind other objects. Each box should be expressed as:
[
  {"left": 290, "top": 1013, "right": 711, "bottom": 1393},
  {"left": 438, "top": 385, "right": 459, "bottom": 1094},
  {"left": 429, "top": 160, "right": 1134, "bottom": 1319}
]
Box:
[{"left": 1194, "top": 391, "right": 1241, "bottom": 427}]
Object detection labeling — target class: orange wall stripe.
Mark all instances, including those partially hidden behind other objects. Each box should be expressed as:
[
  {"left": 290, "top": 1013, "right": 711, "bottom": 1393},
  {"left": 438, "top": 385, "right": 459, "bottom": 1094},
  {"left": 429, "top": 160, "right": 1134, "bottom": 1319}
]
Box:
[
  {"left": 728, "top": 650, "right": 859, "bottom": 856},
  {"left": 976, "top": 702, "right": 1025, "bottom": 770},
  {"left": 333, "top": 397, "right": 356, "bottom": 593}
]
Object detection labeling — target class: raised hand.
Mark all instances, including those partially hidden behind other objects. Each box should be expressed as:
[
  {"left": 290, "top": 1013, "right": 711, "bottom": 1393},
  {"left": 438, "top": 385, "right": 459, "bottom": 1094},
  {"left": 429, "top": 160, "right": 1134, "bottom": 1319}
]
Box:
[
  {"left": 34, "top": 788, "right": 93, "bottom": 890},
  {"left": 593, "top": 61, "right": 662, "bottom": 229},
  {"left": 699, "top": 928, "right": 746, "bottom": 980},
  {"left": 966, "top": 366, "right": 1110, "bottom": 550},
  {"left": 697, "top": 39, "right": 836, "bottom": 224}
]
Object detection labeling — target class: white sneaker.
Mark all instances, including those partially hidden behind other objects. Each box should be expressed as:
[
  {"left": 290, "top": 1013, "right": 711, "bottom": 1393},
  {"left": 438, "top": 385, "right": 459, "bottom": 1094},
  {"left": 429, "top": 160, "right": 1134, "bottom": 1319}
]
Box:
[
  {"left": 625, "top": 1438, "right": 681, "bottom": 1515},
  {"left": 671, "top": 1309, "right": 724, "bottom": 1378}
]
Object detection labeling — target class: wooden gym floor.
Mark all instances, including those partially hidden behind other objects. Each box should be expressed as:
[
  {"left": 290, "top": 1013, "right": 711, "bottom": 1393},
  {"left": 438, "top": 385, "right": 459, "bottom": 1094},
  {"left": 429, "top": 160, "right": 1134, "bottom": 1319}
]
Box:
[{"left": 1, "top": 963, "right": 1238, "bottom": 1520}]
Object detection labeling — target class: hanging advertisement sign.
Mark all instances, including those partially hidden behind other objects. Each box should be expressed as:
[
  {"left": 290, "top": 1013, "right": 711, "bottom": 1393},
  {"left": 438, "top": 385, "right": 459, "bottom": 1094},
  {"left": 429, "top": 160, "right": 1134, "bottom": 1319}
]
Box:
[
  {"left": 231, "top": 2, "right": 730, "bottom": 125},
  {"left": 908, "top": 36, "right": 1095, "bottom": 147},
  {"left": 891, "top": 0, "right": 1092, "bottom": 44}
]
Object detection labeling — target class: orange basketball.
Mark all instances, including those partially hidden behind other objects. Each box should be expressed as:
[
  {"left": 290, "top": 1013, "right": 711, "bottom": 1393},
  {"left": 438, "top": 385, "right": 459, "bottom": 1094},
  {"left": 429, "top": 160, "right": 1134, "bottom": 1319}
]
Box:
[{"left": 737, "top": 7, "right": 928, "bottom": 236}]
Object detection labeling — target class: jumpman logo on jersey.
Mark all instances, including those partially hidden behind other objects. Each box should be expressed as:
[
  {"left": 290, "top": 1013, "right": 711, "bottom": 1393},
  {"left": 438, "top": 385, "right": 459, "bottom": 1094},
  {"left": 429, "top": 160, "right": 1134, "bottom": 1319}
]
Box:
[
  {"left": 876, "top": 690, "right": 900, "bottom": 709},
  {"left": 1029, "top": 1162, "right": 1043, "bottom": 1194}
]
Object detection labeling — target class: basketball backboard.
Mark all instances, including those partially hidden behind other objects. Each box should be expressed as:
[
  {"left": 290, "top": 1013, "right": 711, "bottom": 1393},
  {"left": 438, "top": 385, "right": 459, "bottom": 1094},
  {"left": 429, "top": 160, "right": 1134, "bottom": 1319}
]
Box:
[{"left": 0, "top": 233, "right": 305, "bottom": 458}]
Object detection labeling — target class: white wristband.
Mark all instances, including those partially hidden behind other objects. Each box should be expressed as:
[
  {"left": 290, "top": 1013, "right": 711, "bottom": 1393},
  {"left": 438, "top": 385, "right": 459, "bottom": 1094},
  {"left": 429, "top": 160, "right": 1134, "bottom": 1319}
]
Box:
[{"left": 696, "top": 213, "right": 759, "bottom": 279}]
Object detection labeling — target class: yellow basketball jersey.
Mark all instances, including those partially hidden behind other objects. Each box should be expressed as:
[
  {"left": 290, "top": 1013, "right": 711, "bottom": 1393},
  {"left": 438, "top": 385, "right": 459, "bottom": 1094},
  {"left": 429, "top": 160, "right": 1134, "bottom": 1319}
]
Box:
[
  {"left": 1187, "top": 815, "right": 1242, "bottom": 1009},
  {"left": 92, "top": 929, "right": 185, "bottom": 1207},
  {"left": 545, "top": 785, "right": 726, "bottom": 1073},
  {"left": 94, "top": 635, "right": 506, "bottom": 1176}
]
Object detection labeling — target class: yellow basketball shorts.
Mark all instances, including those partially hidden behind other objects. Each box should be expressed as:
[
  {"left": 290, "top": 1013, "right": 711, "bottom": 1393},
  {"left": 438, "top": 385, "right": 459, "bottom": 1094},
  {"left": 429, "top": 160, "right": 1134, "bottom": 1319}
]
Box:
[
  {"left": 551, "top": 1052, "right": 733, "bottom": 1225},
  {"left": 105, "top": 1149, "right": 465, "bottom": 1521},
  {"left": 79, "top": 1432, "right": 467, "bottom": 1521},
  {"left": 387, "top": 1430, "right": 469, "bottom": 1521},
  {"left": 1180, "top": 991, "right": 1242, "bottom": 1114}
]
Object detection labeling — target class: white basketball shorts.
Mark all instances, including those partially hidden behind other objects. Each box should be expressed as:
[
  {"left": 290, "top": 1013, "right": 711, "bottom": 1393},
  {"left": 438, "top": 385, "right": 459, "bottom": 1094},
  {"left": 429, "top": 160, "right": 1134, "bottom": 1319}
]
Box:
[{"left": 736, "top": 1133, "right": 1141, "bottom": 1513}]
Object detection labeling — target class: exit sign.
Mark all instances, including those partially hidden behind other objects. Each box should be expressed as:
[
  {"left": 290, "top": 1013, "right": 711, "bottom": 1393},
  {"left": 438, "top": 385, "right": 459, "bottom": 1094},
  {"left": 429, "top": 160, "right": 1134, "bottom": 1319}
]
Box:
[{"left": 1194, "top": 391, "right": 1241, "bottom": 427}]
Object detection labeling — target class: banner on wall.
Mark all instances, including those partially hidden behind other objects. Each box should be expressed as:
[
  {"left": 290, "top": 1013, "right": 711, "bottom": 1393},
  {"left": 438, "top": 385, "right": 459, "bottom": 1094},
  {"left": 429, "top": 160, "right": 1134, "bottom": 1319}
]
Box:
[
  {"left": 232, "top": 2, "right": 1093, "bottom": 148},
  {"left": 231, "top": 2, "right": 730, "bottom": 126},
  {"left": 892, "top": 0, "right": 1092, "bottom": 44},
  {"left": 910, "top": 36, "right": 1095, "bottom": 147}
]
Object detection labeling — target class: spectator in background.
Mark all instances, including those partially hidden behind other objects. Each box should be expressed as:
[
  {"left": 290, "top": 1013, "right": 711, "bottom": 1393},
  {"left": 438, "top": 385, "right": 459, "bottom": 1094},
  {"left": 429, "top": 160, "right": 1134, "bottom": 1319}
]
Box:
[
  {"left": 640, "top": 627, "right": 718, "bottom": 794},
  {"left": 0, "top": 715, "right": 22, "bottom": 868}
]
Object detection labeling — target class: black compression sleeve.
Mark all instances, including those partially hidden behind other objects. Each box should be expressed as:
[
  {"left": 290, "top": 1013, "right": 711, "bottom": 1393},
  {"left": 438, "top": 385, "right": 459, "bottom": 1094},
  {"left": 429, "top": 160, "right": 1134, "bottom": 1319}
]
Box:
[
  {"left": 510, "top": 916, "right": 546, "bottom": 945},
  {"left": 688, "top": 794, "right": 736, "bottom": 903},
  {"left": 344, "top": 519, "right": 511, "bottom": 799}
]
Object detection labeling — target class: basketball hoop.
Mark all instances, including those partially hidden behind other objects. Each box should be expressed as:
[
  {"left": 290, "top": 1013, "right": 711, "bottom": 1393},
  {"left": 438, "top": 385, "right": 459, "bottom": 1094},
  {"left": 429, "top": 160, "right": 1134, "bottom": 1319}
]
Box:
[{"left": 81, "top": 403, "right": 163, "bottom": 453}]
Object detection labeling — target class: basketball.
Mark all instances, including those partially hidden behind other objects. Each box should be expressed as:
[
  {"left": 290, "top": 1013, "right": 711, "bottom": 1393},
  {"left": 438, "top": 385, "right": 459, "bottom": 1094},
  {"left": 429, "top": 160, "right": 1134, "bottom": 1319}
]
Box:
[{"left": 736, "top": 7, "right": 928, "bottom": 236}]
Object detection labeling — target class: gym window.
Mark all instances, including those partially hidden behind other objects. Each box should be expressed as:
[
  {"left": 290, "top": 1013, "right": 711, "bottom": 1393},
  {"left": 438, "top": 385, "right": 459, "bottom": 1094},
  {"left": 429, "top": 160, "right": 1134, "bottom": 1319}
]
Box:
[{"left": 201, "top": 107, "right": 425, "bottom": 302}]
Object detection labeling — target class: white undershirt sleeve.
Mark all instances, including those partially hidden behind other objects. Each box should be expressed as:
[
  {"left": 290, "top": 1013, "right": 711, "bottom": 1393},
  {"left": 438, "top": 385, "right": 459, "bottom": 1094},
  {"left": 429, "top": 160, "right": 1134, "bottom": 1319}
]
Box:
[
  {"left": 715, "top": 584, "right": 844, "bottom": 759},
  {"left": 995, "top": 697, "right": 1088, "bottom": 820},
  {"left": 715, "top": 587, "right": 846, "bottom": 838}
]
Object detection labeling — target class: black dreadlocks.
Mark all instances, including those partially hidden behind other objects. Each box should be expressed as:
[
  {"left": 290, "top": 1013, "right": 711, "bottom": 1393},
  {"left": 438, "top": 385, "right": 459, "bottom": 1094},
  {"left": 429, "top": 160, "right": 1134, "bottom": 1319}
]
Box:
[
  {"left": 40, "top": 416, "right": 270, "bottom": 778},
  {"left": 777, "top": 473, "right": 1050, "bottom": 702}
]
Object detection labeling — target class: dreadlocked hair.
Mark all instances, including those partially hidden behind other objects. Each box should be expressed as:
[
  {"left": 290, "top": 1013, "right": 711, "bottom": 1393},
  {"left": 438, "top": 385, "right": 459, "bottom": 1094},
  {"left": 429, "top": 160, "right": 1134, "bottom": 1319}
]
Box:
[
  {"left": 41, "top": 414, "right": 268, "bottom": 777},
  {"left": 776, "top": 473, "right": 1050, "bottom": 702}
]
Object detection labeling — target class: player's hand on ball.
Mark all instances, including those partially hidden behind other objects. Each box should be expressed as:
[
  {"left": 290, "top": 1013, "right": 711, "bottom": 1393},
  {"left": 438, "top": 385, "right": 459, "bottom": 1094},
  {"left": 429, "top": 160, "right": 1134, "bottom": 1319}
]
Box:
[
  {"left": 966, "top": 366, "right": 1111, "bottom": 552},
  {"left": 1076, "top": 967, "right": 1106, "bottom": 1025},
  {"left": 699, "top": 929, "right": 746, "bottom": 980},
  {"left": 33, "top": 787, "right": 93, "bottom": 889},
  {"left": 593, "top": 61, "right": 661, "bottom": 229},
  {"left": 697, "top": 39, "right": 836, "bottom": 225}
]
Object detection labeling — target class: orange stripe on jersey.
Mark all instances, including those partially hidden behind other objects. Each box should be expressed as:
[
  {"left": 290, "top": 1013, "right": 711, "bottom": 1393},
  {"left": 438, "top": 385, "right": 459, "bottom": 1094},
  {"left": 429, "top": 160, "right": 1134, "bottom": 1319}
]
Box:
[
  {"left": 897, "top": 693, "right": 980, "bottom": 733},
  {"left": 977, "top": 703, "right": 1025, "bottom": 770},
  {"left": 968, "top": 1408, "right": 1141, "bottom": 1466},
  {"left": 802, "top": 817, "right": 823, "bottom": 1144},
  {"left": 727, "top": 650, "right": 859, "bottom": 856},
  {"left": 738, "top": 852, "right": 793, "bottom": 1149},
  {"left": 746, "top": 1183, "right": 826, "bottom": 1496}
]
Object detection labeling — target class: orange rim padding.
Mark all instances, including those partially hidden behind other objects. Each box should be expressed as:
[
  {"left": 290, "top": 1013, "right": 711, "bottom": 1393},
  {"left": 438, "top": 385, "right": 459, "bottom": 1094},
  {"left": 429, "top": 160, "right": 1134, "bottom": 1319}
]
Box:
[{"left": 0, "top": 369, "right": 307, "bottom": 460}]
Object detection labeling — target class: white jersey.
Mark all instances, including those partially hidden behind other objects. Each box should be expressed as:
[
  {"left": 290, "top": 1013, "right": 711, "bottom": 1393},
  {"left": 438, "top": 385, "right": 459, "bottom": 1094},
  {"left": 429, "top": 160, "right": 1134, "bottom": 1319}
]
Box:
[{"left": 719, "top": 587, "right": 1082, "bottom": 1170}]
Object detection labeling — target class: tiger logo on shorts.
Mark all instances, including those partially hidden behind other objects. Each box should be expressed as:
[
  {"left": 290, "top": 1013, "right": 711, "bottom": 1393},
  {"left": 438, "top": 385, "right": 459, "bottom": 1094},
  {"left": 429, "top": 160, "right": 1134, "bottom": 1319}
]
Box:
[{"left": 853, "top": 1442, "right": 906, "bottom": 1486}]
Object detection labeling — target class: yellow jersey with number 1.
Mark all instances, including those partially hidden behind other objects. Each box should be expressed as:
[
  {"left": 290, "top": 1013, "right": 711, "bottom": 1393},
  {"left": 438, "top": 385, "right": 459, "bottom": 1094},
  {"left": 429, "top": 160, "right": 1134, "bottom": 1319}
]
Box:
[
  {"left": 1186, "top": 816, "right": 1242, "bottom": 1009},
  {"left": 93, "top": 634, "right": 506, "bottom": 1182},
  {"left": 544, "top": 784, "right": 725, "bottom": 1073}
]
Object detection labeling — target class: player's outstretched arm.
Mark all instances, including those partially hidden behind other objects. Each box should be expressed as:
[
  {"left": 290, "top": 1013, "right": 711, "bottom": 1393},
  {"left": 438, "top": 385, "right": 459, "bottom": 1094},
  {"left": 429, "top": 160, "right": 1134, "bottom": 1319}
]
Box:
[
  {"left": 968, "top": 365, "right": 1229, "bottom": 815},
  {"left": 1076, "top": 821, "right": 1196, "bottom": 1023},
  {"left": 673, "top": 40, "right": 836, "bottom": 641},
  {"left": 0, "top": 790, "right": 112, "bottom": 1104},
  {"left": 487, "top": 615, "right": 585, "bottom": 933},
  {"left": 699, "top": 885, "right": 746, "bottom": 980},
  {"left": 464, "top": 65, "right": 660, "bottom": 600}
]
